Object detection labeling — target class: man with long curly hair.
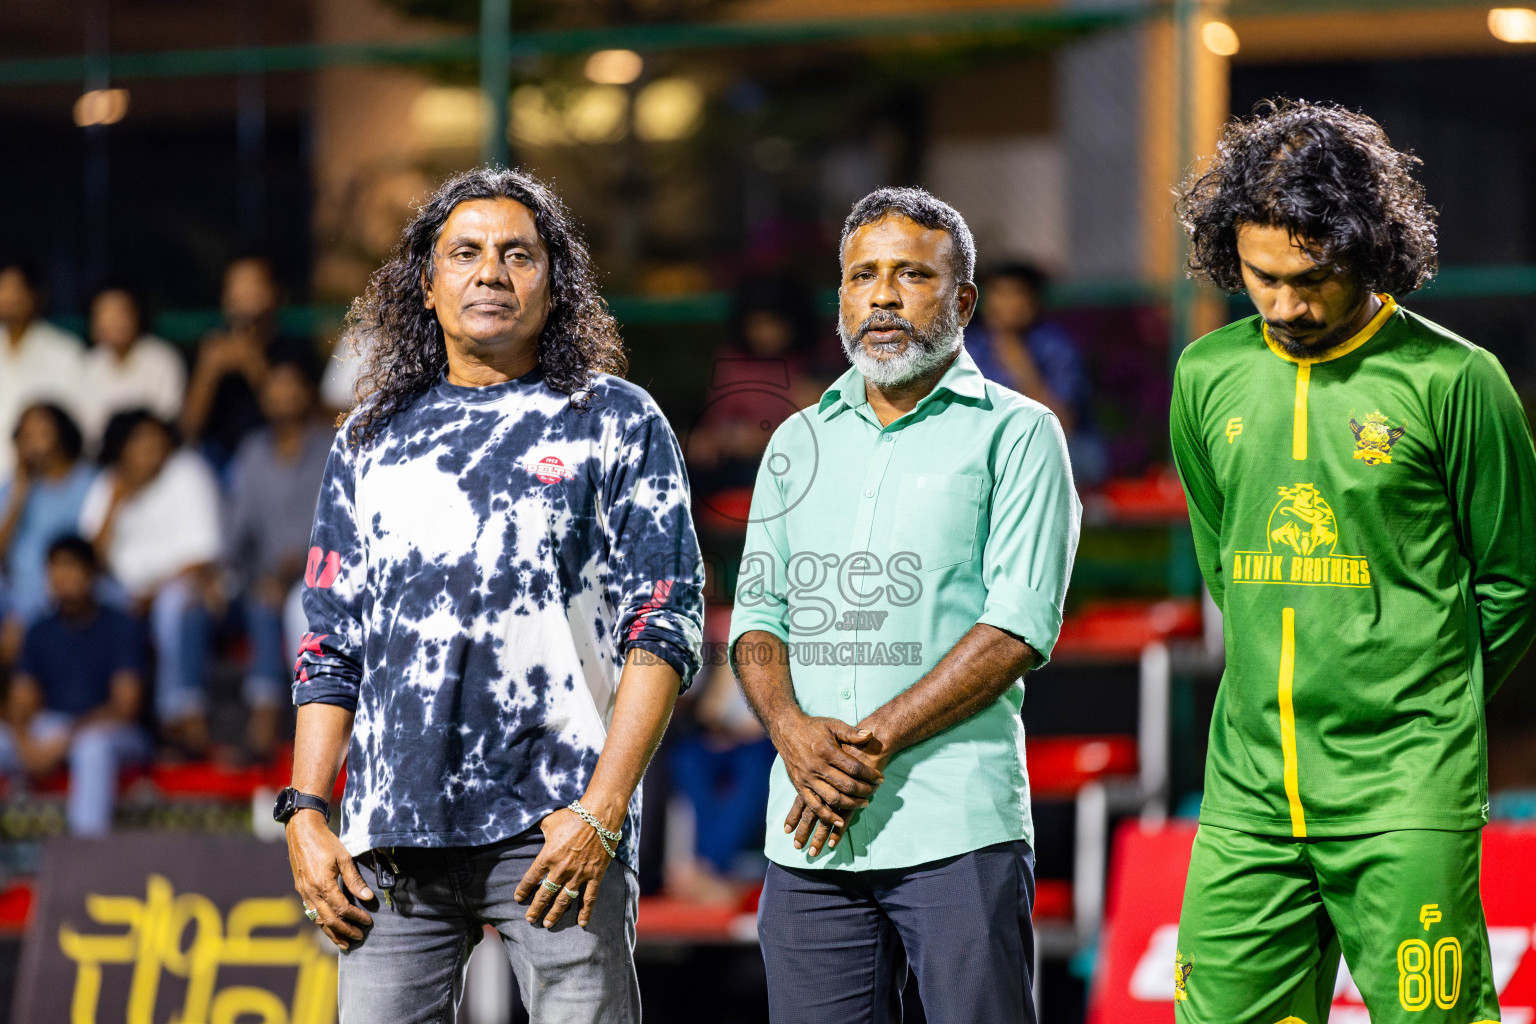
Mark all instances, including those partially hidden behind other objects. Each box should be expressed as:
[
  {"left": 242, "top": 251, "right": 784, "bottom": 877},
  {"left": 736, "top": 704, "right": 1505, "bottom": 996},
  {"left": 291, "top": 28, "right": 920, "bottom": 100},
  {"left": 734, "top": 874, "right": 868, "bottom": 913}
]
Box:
[
  {"left": 1169, "top": 99, "right": 1536, "bottom": 1024},
  {"left": 276, "top": 167, "right": 704, "bottom": 1023}
]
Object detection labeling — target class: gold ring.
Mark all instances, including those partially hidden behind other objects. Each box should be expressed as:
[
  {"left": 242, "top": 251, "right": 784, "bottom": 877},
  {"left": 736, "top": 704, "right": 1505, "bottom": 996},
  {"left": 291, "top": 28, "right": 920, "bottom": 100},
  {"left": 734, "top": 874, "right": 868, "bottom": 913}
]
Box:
[
  {"left": 303, "top": 904, "right": 319, "bottom": 922},
  {"left": 540, "top": 878, "right": 562, "bottom": 896},
  {"left": 562, "top": 886, "right": 580, "bottom": 900}
]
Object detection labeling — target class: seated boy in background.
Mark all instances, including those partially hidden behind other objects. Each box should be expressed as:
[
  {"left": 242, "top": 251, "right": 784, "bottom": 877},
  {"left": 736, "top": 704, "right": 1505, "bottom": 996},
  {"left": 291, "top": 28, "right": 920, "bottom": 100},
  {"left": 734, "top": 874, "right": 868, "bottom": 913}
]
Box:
[{"left": 0, "top": 536, "right": 148, "bottom": 835}]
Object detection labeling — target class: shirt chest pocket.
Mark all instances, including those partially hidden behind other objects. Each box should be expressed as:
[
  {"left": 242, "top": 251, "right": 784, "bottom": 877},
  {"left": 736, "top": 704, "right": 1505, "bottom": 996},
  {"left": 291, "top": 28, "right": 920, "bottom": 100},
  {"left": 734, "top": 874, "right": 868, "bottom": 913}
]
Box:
[{"left": 887, "top": 473, "right": 984, "bottom": 571}]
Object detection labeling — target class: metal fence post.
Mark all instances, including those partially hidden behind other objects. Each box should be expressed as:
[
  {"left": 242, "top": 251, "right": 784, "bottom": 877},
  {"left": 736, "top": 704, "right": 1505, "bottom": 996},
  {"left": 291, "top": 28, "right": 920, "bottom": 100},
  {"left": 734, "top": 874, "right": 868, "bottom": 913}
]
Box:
[{"left": 480, "top": 0, "right": 511, "bottom": 167}]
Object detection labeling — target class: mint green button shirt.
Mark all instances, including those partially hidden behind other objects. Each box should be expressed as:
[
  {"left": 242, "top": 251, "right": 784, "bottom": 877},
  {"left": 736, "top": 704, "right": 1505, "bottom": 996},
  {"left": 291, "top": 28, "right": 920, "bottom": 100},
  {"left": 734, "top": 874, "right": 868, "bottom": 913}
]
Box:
[{"left": 728, "top": 347, "right": 1081, "bottom": 872}]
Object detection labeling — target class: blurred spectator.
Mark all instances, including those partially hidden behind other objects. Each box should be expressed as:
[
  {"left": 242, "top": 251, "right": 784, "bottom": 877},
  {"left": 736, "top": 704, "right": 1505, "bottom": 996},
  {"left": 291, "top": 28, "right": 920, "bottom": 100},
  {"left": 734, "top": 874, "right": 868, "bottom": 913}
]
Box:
[
  {"left": 180, "top": 256, "right": 313, "bottom": 470},
  {"left": 76, "top": 286, "right": 186, "bottom": 447},
  {"left": 319, "top": 333, "right": 367, "bottom": 416},
  {"left": 668, "top": 657, "right": 776, "bottom": 903},
  {"left": 0, "top": 261, "right": 84, "bottom": 480},
  {"left": 79, "top": 412, "right": 222, "bottom": 755},
  {"left": 967, "top": 262, "right": 1108, "bottom": 482},
  {"left": 687, "top": 279, "right": 822, "bottom": 494},
  {"left": 0, "top": 591, "right": 17, "bottom": 670},
  {"left": 0, "top": 536, "right": 148, "bottom": 836},
  {"left": 225, "top": 356, "right": 332, "bottom": 758},
  {"left": 0, "top": 404, "right": 96, "bottom": 624}
]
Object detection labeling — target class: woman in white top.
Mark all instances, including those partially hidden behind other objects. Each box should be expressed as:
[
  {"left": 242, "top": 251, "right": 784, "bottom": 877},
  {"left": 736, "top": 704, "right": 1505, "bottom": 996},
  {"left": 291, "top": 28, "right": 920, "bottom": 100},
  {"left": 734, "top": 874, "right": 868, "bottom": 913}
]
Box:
[
  {"left": 77, "top": 288, "right": 186, "bottom": 449},
  {"left": 78, "top": 413, "right": 221, "bottom": 755}
]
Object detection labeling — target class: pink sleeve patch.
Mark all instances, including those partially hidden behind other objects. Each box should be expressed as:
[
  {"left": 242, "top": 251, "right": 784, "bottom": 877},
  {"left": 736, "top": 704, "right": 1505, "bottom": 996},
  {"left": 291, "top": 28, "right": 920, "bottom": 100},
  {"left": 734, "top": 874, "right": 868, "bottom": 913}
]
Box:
[
  {"left": 626, "top": 579, "right": 676, "bottom": 641},
  {"left": 304, "top": 547, "right": 341, "bottom": 589}
]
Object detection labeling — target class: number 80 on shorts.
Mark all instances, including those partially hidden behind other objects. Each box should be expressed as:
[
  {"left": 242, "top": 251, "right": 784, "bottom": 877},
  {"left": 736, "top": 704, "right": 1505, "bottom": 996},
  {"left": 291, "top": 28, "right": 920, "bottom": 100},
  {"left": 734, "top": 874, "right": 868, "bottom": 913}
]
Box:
[{"left": 1397, "top": 937, "right": 1461, "bottom": 1012}]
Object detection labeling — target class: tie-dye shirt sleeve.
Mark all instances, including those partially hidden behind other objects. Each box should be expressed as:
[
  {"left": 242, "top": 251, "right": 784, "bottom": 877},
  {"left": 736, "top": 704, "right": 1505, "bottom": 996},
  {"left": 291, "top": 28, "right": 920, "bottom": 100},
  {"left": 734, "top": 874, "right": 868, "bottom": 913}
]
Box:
[
  {"left": 606, "top": 413, "right": 704, "bottom": 688},
  {"left": 289, "top": 372, "right": 704, "bottom": 866},
  {"left": 293, "top": 434, "right": 367, "bottom": 711}
]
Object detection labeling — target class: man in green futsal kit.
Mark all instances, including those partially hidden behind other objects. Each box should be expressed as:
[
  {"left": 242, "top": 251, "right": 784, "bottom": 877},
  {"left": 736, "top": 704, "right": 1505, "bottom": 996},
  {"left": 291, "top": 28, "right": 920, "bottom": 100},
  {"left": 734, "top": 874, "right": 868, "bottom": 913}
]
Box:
[{"left": 1169, "top": 99, "right": 1536, "bottom": 1024}]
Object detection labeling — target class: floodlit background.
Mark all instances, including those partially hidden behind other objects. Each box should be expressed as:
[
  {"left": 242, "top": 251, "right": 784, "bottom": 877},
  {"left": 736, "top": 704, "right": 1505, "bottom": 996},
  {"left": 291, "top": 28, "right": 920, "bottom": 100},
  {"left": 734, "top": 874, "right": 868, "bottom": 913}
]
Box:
[{"left": 2, "top": 1, "right": 1536, "bottom": 1021}]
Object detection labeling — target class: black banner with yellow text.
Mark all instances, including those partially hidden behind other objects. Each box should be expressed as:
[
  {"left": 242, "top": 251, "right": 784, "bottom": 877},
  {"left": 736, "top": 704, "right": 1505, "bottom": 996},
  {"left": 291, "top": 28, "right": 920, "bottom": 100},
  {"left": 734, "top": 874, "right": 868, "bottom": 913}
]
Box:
[{"left": 13, "top": 835, "right": 335, "bottom": 1024}]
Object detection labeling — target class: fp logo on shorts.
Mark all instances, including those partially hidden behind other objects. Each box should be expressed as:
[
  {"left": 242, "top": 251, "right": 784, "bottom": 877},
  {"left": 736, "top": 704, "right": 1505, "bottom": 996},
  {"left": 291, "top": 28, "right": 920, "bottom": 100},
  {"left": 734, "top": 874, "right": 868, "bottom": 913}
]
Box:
[{"left": 1420, "top": 904, "right": 1443, "bottom": 930}]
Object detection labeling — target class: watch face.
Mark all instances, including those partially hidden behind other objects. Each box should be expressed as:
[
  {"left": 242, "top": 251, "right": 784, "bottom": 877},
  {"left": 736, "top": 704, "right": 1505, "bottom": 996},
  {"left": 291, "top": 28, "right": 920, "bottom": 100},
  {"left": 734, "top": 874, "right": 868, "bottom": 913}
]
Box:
[{"left": 273, "top": 788, "right": 295, "bottom": 823}]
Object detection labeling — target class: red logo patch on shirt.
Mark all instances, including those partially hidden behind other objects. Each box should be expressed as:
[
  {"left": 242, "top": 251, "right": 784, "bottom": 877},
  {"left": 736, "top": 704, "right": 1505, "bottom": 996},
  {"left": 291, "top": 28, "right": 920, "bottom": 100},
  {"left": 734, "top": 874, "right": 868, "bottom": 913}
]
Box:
[
  {"left": 304, "top": 548, "right": 341, "bottom": 589},
  {"left": 293, "top": 632, "right": 330, "bottom": 683},
  {"left": 627, "top": 579, "right": 676, "bottom": 641},
  {"left": 527, "top": 455, "right": 573, "bottom": 485}
]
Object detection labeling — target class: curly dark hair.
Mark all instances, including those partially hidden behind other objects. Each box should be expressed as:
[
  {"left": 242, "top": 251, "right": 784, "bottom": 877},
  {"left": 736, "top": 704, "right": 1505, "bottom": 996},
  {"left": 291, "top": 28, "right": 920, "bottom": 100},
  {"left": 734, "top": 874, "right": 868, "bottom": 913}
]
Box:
[
  {"left": 344, "top": 166, "right": 626, "bottom": 444},
  {"left": 1177, "top": 98, "right": 1438, "bottom": 296}
]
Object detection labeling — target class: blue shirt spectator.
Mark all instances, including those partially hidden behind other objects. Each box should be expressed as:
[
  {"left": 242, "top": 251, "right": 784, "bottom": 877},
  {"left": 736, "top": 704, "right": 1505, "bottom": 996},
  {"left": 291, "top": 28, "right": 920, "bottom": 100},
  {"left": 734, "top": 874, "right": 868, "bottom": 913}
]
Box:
[
  {"left": 0, "top": 535, "right": 148, "bottom": 836},
  {"left": 0, "top": 403, "right": 95, "bottom": 622},
  {"left": 19, "top": 600, "right": 145, "bottom": 716},
  {"left": 966, "top": 320, "right": 1090, "bottom": 424},
  {"left": 967, "top": 262, "right": 1108, "bottom": 482}
]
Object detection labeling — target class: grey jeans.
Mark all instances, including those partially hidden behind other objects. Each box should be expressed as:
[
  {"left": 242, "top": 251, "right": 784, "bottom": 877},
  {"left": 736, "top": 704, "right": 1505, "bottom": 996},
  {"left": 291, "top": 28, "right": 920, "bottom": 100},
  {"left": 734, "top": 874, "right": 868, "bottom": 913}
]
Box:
[{"left": 338, "top": 831, "right": 640, "bottom": 1024}]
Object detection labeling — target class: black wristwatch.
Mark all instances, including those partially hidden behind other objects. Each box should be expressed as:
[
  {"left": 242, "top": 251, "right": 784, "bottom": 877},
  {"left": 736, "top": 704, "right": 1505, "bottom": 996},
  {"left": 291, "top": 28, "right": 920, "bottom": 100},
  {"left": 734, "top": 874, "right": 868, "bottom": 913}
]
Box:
[{"left": 273, "top": 787, "right": 330, "bottom": 824}]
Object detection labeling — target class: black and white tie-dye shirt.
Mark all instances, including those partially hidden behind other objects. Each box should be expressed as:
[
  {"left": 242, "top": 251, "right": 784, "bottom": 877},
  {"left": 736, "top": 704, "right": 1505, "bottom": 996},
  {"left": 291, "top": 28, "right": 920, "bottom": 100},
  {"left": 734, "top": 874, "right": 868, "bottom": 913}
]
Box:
[{"left": 293, "top": 368, "right": 705, "bottom": 871}]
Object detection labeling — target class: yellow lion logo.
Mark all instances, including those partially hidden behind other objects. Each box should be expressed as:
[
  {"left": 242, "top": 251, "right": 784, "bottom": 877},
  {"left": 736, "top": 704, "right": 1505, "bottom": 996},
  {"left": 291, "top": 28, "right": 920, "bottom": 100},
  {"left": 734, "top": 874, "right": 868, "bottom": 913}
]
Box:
[
  {"left": 1270, "top": 483, "right": 1337, "bottom": 556},
  {"left": 1350, "top": 410, "right": 1406, "bottom": 466}
]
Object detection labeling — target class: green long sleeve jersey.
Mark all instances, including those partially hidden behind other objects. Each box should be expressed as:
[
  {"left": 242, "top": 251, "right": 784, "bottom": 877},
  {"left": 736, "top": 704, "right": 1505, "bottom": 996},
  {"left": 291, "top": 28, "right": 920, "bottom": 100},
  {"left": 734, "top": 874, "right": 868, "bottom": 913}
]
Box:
[{"left": 1171, "top": 296, "right": 1536, "bottom": 838}]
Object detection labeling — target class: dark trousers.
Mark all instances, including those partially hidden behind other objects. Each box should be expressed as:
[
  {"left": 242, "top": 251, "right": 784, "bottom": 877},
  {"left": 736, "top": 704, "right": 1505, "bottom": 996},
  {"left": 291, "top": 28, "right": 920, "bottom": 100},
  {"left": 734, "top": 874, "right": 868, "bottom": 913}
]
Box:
[{"left": 757, "top": 840, "right": 1037, "bottom": 1024}]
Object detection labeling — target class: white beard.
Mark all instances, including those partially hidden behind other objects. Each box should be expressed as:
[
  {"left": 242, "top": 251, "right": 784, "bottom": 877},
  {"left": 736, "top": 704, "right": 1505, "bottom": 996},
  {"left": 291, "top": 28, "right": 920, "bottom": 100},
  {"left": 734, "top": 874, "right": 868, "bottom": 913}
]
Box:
[{"left": 838, "top": 305, "right": 964, "bottom": 389}]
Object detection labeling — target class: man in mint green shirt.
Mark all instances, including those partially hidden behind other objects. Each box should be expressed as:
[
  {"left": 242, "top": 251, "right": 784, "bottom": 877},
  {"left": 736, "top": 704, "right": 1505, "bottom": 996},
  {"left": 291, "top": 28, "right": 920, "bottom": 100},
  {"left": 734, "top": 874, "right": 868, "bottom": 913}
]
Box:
[{"left": 729, "top": 187, "right": 1080, "bottom": 1024}]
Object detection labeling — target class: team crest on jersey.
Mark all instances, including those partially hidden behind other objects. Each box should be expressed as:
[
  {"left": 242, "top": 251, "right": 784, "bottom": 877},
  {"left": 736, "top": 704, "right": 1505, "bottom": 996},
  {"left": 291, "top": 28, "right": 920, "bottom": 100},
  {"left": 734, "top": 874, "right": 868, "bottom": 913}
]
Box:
[
  {"left": 1230, "top": 483, "right": 1373, "bottom": 588},
  {"left": 1174, "top": 952, "right": 1193, "bottom": 1001},
  {"left": 1350, "top": 409, "right": 1405, "bottom": 466}
]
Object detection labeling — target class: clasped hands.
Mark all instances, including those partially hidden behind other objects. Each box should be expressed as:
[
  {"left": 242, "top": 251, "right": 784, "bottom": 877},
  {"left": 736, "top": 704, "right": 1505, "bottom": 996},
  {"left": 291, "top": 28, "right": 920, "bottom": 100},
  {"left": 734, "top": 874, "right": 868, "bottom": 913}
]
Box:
[{"left": 771, "top": 713, "right": 894, "bottom": 859}]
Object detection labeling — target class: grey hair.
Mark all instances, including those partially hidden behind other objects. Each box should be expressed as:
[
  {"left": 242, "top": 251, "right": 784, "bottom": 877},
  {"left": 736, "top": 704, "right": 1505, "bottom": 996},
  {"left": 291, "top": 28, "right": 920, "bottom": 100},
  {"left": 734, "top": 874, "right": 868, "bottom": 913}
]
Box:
[{"left": 839, "top": 187, "right": 977, "bottom": 284}]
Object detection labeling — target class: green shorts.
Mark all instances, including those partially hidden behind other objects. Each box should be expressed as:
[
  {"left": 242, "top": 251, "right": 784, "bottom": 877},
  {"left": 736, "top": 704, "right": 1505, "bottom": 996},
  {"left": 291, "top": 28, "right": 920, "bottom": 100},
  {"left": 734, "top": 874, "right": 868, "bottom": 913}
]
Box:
[{"left": 1173, "top": 825, "right": 1500, "bottom": 1024}]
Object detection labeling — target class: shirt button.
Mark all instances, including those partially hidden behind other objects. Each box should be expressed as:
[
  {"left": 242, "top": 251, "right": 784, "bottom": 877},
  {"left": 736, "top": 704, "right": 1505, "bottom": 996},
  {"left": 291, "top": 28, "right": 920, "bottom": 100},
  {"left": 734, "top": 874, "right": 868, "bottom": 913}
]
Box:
[
  {"left": 863, "top": 488, "right": 873, "bottom": 498},
  {"left": 840, "top": 688, "right": 852, "bottom": 700},
  {"left": 883, "top": 434, "right": 894, "bottom": 444}
]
